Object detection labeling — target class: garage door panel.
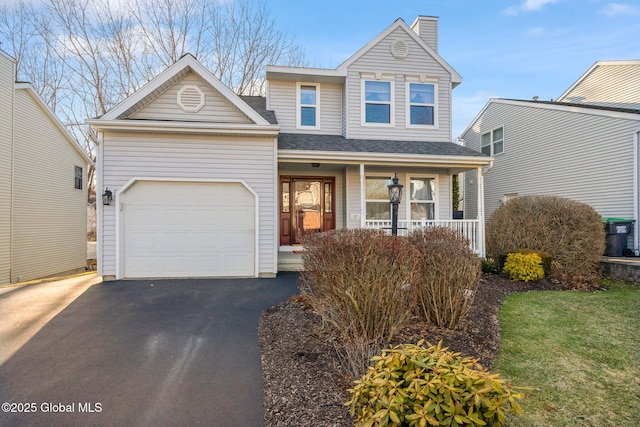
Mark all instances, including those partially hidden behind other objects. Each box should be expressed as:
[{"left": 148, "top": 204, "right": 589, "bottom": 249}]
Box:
[{"left": 123, "top": 181, "right": 255, "bottom": 278}]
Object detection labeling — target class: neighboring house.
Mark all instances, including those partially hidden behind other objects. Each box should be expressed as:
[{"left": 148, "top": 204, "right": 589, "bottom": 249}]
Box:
[
  {"left": 0, "top": 49, "right": 92, "bottom": 286},
  {"left": 462, "top": 60, "right": 640, "bottom": 252},
  {"left": 89, "top": 16, "right": 492, "bottom": 280}
]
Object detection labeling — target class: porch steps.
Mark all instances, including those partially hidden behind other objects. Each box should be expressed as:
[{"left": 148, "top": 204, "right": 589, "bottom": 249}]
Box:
[{"left": 278, "top": 251, "right": 304, "bottom": 272}]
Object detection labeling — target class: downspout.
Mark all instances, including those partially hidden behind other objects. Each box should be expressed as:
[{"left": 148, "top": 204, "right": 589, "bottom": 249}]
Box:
[
  {"left": 634, "top": 131, "right": 639, "bottom": 255},
  {"left": 96, "top": 131, "right": 104, "bottom": 277},
  {"left": 9, "top": 62, "right": 15, "bottom": 283}
]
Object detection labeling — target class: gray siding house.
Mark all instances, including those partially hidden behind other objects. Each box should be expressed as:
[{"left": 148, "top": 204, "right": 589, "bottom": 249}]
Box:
[
  {"left": 90, "top": 16, "right": 492, "bottom": 280},
  {"left": 462, "top": 60, "right": 640, "bottom": 253},
  {"left": 0, "top": 49, "right": 92, "bottom": 286}
]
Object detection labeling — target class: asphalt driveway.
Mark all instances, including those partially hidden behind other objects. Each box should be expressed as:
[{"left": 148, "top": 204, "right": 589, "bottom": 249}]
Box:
[{"left": 0, "top": 273, "right": 299, "bottom": 427}]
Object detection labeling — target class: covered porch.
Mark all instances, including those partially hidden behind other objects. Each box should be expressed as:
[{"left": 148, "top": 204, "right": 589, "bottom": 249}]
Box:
[{"left": 276, "top": 133, "right": 493, "bottom": 270}]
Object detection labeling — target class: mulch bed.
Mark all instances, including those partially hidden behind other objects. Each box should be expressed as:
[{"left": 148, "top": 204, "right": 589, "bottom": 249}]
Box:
[{"left": 258, "top": 273, "right": 564, "bottom": 427}]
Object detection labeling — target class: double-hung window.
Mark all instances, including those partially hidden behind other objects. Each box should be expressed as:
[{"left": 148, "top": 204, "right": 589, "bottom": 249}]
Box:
[
  {"left": 408, "top": 176, "right": 436, "bottom": 220},
  {"left": 74, "top": 166, "right": 83, "bottom": 190},
  {"left": 362, "top": 80, "right": 394, "bottom": 125},
  {"left": 365, "top": 176, "right": 392, "bottom": 220},
  {"left": 407, "top": 83, "right": 436, "bottom": 126},
  {"left": 481, "top": 126, "right": 504, "bottom": 155},
  {"left": 297, "top": 83, "right": 319, "bottom": 128}
]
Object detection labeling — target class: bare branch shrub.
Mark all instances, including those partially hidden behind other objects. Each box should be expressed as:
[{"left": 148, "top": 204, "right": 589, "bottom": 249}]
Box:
[
  {"left": 300, "top": 229, "right": 420, "bottom": 377},
  {"left": 487, "top": 195, "right": 605, "bottom": 287},
  {"left": 408, "top": 227, "right": 481, "bottom": 329}
]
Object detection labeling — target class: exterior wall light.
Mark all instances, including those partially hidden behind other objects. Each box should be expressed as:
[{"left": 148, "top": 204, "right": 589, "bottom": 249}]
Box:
[{"left": 102, "top": 188, "right": 113, "bottom": 205}]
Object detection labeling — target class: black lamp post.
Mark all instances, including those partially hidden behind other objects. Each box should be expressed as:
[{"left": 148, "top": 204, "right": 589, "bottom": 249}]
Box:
[
  {"left": 102, "top": 188, "right": 113, "bottom": 205},
  {"left": 387, "top": 173, "right": 403, "bottom": 236}
]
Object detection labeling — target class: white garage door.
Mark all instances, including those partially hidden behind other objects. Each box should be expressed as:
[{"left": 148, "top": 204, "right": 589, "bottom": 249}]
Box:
[{"left": 122, "top": 181, "right": 255, "bottom": 278}]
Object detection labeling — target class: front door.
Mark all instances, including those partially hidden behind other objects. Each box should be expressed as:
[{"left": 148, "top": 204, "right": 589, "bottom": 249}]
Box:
[{"left": 280, "top": 177, "right": 335, "bottom": 245}]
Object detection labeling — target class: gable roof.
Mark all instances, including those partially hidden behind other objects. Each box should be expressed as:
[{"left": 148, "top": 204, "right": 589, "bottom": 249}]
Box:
[
  {"left": 460, "top": 97, "right": 640, "bottom": 138},
  {"left": 556, "top": 60, "right": 640, "bottom": 109},
  {"left": 99, "top": 54, "right": 271, "bottom": 126},
  {"left": 15, "top": 83, "right": 93, "bottom": 165},
  {"left": 336, "top": 18, "right": 462, "bottom": 87}
]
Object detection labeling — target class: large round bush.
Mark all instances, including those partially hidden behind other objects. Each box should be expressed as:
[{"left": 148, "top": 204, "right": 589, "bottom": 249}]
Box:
[{"left": 486, "top": 195, "right": 605, "bottom": 285}]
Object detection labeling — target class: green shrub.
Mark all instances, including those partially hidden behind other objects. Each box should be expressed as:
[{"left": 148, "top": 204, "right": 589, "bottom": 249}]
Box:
[
  {"left": 300, "top": 229, "right": 421, "bottom": 377},
  {"left": 487, "top": 195, "right": 605, "bottom": 287},
  {"left": 408, "top": 227, "right": 481, "bottom": 329},
  {"left": 503, "top": 252, "right": 545, "bottom": 282},
  {"left": 498, "top": 249, "right": 552, "bottom": 276},
  {"left": 346, "top": 341, "right": 525, "bottom": 427},
  {"left": 481, "top": 257, "right": 500, "bottom": 274}
]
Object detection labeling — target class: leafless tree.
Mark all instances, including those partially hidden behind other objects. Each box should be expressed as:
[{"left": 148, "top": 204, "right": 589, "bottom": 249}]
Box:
[{"left": 0, "top": 0, "right": 306, "bottom": 199}]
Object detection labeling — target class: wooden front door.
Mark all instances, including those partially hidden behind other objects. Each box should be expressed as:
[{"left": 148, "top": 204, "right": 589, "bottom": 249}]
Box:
[{"left": 280, "top": 177, "right": 335, "bottom": 245}]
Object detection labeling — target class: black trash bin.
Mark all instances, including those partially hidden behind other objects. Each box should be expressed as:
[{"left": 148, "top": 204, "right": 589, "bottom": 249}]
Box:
[{"left": 603, "top": 218, "right": 634, "bottom": 257}]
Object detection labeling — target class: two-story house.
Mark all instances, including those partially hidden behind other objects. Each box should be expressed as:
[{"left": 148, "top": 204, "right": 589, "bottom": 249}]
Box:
[
  {"left": 0, "top": 49, "right": 92, "bottom": 286},
  {"left": 462, "top": 60, "right": 640, "bottom": 255},
  {"left": 89, "top": 16, "right": 492, "bottom": 280}
]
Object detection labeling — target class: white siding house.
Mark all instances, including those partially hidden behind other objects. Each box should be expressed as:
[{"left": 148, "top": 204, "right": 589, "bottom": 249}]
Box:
[
  {"left": 91, "top": 16, "right": 492, "bottom": 280},
  {"left": 462, "top": 61, "right": 640, "bottom": 253},
  {"left": 0, "top": 50, "right": 92, "bottom": 286}
]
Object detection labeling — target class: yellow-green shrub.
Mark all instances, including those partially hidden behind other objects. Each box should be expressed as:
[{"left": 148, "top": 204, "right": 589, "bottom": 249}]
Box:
[
  {"left": 498, "top": 249, "right": 553, "bottom": 276},
  {"left": 502, "top": 252, "right": 545, "bottom": 282},
  {"left": 346, "top": 341, "right": 524, "bottom": 427}
]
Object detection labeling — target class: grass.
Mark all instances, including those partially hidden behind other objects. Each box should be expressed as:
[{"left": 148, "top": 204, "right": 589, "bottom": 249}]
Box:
[{"left": 495, "top": 279, "right": 640, "bottom": 427}]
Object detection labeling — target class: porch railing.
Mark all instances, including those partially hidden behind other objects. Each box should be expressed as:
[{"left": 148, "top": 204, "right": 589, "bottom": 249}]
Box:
[{"left": 364, "top": 219, "right": 481, "bottom": 254}]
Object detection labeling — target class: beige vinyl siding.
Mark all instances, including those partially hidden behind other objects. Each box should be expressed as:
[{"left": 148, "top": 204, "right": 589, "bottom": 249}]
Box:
[
  {"left": 131, "top": 72, "right": 252, "bottom": 123},
  {"left": 345, "top": 27, "right": 452, "bottom": 142},
  {"left": 463, "top": 101, "right": 639, "bottom": 219},
  {"left": 11, "top": 89, "right": 87, "bottom": 283},
  {"left": 345, "top": 166, "right": 452, "bottom": 227},
  {"left": 100, "top": 132, "right": 277, "bottom": 276},
  {"left": 267, "top": 80, "right": 343, "bottom": 134},
  {"left": 558, "top": 63, "right": 640, "bottom": 110},
  {"left": 0, "top": 53, "right": 13, "bottom": 285}
]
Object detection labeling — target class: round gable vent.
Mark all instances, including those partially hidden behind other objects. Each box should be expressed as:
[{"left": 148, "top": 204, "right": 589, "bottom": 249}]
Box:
[
  {"left": 391, "top": 40, "right": 409, "bottom": 60},
  {"left": 177, "top": 85, "right": 205, "bottom": 113}
]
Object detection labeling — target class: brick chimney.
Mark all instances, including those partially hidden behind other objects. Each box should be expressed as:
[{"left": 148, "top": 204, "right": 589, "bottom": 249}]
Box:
[{"left": 410, "top": 16, "right": 438, "bottom": 52}]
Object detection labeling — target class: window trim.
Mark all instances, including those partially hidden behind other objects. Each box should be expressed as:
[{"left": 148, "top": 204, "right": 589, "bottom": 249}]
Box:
[
  {"left": 361, "top": 77, "right": 395, "bottom": 127},
  {"left": 481, "top": 125, "right": 505, "bottom": 156},
  {"left": 405, "top": 82, "right": 438, "bottom": 128},
  {"left": 296, "top": 82, "right": 320, "bottom": 129},
  {"left": 405, "top": 173, "right": 439, "bottom": 221},
  {"left": 74, "top": 166, "right": 83, "bottom": 190}
]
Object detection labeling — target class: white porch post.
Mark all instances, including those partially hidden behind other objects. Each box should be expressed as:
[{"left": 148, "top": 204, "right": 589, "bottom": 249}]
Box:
[
  {"left": 477, "top": 166, "right": 486, "bottom": 257},
  {"left": 360, "top": 163, "right": 365, "bottom": 228}
]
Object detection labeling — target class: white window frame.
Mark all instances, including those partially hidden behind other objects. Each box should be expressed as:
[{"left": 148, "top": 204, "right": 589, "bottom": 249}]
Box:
[
  {"left": 361, "top": 76, "right": 395, "bottom": 127},
  {"left": 481, "top": 125, "right": 505, "bottom": 156},
  {"left": 405, "top": 174, "right": 439, "bottom": 221},
  {"left": 296, "top": 82, "right": 320, "bottom": 129},
  {"left": 365, "top": 175, "right": 393, "bottom": 220},
  {"left": 405, "top": 81, "right": 438, "bottom": 128}
]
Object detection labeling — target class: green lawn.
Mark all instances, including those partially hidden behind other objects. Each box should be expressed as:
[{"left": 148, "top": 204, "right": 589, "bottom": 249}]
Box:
[{"left": 495, "top": 280, "right": 640, "bottom": 427}]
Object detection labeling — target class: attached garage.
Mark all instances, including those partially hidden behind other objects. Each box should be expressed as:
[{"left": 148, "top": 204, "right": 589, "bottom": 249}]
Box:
[{"left": 120, "top": 180, "right": 257, "bottom": 278}]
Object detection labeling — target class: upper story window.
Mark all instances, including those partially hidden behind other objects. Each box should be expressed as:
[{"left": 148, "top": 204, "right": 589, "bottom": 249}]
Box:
[
  {"left": 481, "top": 126, "right": 504, "bottom": 155},
  {"left": 297, "top": 83, "right": 319, "bottom": 128},
  {"left": 407, "top": 83, "right": 436, "bottom": 127},
  {"left": 74, "top": 166, "right": 83, "bottom": 190},
  {"left": 362, "top": 80, "right": 394, "bottom": 126}
]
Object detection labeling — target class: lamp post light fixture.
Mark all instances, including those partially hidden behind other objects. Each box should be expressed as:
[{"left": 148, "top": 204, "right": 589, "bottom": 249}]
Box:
[
  {"left": 102, "top": 188, "right": 113, "bottom": 206},
  {"left": 387, "top": 173, "right": 403, "bottom": 236}
]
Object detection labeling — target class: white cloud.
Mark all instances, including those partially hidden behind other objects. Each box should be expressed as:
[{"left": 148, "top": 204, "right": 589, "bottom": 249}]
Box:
[
  {"left": 504, "top": 0, "right": 562, "bottom": 15},
  {"left": 599, "top": 3, "right": 640, "bottom": 16}
]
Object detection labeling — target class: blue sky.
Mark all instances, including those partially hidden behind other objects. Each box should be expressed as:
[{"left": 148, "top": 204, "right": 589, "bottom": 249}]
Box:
[{"left": 267, "top": 0, "right": 640, "bottom": 136}]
